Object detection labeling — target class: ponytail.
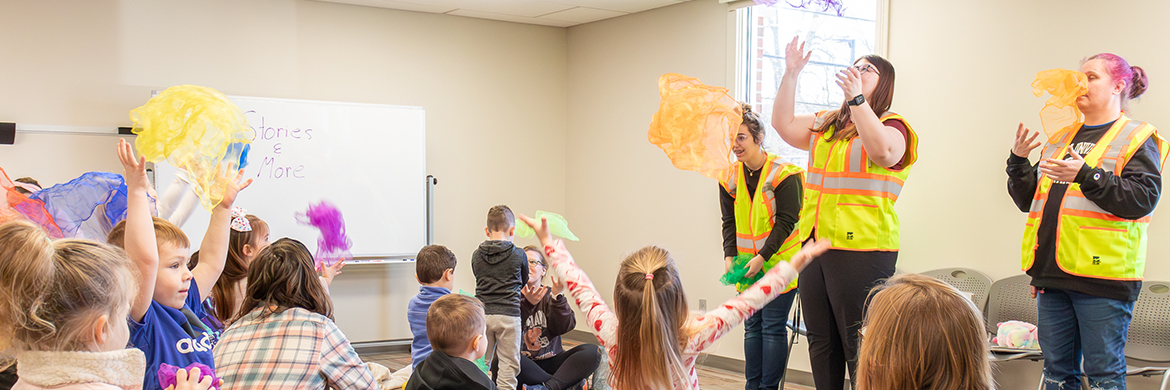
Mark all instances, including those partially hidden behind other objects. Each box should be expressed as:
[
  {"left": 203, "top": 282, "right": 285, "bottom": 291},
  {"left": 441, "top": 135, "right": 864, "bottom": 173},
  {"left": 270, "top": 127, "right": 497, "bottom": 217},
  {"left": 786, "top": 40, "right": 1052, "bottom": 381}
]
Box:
[
  {"left": 1130, "top": 66, "right": 1148, "bottom": 100},
  {"left": 611, "top": 246, "right": 694, "bottom": 390},
  {"left": 637, "top": 270, "right": 670, "bottom": 389}
]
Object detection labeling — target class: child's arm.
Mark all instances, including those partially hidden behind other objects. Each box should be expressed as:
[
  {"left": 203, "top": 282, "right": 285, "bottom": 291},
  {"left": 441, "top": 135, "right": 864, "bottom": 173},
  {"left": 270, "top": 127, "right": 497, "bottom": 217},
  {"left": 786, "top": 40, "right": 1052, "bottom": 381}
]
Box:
[
  {"left": 119, "top": 139, "right": 159, "bottom": 322},
  {"left": 518, "top": 215, "right": 617, "bottom": 348},
  {"left": 686, "top": 239, "right": 829, "bottom": 353},
  {"left": 192, "top": 167, "right": 252, "bottom": 302}
]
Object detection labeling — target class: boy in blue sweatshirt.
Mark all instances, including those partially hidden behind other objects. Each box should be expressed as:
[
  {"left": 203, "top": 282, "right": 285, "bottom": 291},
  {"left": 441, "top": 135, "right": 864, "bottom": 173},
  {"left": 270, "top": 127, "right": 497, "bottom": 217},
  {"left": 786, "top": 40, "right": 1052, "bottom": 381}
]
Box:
[{"left": 408, "top": 244, "right": 457, "bottom": 368}]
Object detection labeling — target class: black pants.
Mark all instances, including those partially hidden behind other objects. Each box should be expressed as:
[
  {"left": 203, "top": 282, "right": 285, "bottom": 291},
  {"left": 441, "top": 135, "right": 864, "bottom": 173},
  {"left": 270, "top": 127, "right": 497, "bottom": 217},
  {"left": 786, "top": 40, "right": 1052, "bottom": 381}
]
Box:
[
  {"left": 493, "top": 344, "right": 601, "bottom": 390},
  {"left": 798, "top": 249, "right": 896, "bottom": 390},
  {"left": 0, "top": 365, "right": 15, "bottom": 390}
]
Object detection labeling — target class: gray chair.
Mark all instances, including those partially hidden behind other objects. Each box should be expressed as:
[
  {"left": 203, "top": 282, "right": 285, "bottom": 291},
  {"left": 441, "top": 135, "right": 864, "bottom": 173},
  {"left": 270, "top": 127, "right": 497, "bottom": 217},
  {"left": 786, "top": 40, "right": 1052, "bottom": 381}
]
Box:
[
  {"left": 922, "top": 267, "right": 993, "bottom": 312},
  {"left": 985, "top": 274, "right": 1044, "bottom": 362},
  {"left": 1124, "top": 281, "right": 1170, "bottom": 390}
]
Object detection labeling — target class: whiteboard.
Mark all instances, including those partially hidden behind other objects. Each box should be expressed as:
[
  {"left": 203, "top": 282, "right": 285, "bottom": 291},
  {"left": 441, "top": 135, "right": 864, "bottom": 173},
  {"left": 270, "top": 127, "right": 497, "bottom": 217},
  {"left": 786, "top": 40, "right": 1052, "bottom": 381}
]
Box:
[{"left": 153, "top": 95, "right": 426, "bottom": 260}]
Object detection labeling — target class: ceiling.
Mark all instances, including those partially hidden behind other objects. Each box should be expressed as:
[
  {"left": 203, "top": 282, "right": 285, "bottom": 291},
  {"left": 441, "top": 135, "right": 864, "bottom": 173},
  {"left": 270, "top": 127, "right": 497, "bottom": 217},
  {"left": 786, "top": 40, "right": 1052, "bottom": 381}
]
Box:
[{"left": 314, "top": 0, "right": 693, "bottom": 27}]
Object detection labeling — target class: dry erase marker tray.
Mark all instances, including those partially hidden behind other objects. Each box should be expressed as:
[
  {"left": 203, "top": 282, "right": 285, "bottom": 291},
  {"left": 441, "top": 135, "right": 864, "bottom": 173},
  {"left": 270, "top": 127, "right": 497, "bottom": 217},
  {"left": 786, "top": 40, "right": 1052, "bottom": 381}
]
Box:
[{"left": 345, "top": 255, "right": 416, "bottom": 264}]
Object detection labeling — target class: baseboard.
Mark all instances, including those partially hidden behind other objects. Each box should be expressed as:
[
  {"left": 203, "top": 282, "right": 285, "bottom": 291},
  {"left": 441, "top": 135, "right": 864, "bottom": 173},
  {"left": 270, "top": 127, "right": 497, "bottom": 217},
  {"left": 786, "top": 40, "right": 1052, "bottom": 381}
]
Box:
[
  {"left": 351, "top": 339, "right": 411, "bottom": 355},
  {"left": 562, "top": 330, "right": 816, "bottom": 387}
]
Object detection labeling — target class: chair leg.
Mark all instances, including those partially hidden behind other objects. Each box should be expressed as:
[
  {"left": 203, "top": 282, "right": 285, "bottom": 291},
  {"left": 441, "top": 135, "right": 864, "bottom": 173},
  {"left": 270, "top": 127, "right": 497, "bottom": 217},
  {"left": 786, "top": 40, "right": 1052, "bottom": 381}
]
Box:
[
  {"left": 1037, "top": 372, "right": 1044, "bottom": 390},
  {"left": 780, "top": 292, "right": 801, "bottom": 390},
  {"left": 1160, "top": 370, "right": 1169, "bottom": 390}
]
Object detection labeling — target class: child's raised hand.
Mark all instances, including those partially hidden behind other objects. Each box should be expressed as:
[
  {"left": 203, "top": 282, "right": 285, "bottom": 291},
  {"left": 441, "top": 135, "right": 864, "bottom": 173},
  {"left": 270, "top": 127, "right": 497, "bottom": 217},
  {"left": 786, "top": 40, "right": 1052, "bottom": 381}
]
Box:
[
  {"left": 163, "top": 367, "right": 216, "bottom": 390},
  {"left": 117, "top": 138, "right": 149, "bottom": 190},
  {"left": 317, "top": 259, "right": 345, "bottom": 286},
  {"left": 215, "top": 164, "right": 253, "bottom": 210},
  {"left": 517, "top": 214, "right": 551, "bottom": 244},
  {"left": 789, "top": 238, "right": 830, "bottom": 273}
]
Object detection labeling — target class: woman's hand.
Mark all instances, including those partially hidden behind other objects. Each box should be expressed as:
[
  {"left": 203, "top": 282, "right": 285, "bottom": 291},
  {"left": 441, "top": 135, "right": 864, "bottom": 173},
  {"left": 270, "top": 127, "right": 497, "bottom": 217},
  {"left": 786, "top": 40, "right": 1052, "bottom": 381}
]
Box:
[
  {"left": 724, "top": 256, "right": 734, "bottom": 273},
  {"left": 745, "top": 255, "right": 766, "bottom": 278},
  {"left": 1013, "top": 123, "right": 1042, "bottom": 158},
  {"left": 790, "top": 238, "right": 831, "bottom": 273},
  {"left": 521, "top": 284, "right": 548, "bottom": 305},
  {"left": 836, "top": 67, "right": 864, "bottom": 102},
  {"left": 784, "top": 36, "right": 812, "bottom": 76},
  {"left": 1040, "top": 149, "right": 1086, "bottom": 182},
  {"left": 549, "top": 275, "right": 564, "bottom": 296}
]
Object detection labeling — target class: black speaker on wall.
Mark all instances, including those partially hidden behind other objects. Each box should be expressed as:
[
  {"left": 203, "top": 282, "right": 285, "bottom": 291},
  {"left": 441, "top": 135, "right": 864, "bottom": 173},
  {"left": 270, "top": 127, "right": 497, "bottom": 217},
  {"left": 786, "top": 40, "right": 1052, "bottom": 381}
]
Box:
[{"left": 0, "top": 123, "right": 15, "bottom": 145}]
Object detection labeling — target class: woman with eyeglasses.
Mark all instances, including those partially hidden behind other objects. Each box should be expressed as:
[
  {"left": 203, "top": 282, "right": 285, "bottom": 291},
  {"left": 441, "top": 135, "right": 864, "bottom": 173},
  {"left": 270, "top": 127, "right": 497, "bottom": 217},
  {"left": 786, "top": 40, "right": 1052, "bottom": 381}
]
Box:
[{"left": 769, "top": 36, "right": 919, "bottom": 390}]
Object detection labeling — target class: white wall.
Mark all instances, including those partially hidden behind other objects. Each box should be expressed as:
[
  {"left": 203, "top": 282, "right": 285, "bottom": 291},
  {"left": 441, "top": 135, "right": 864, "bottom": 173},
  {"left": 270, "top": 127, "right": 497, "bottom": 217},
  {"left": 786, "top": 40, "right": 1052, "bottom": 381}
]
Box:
[
  {"left": 888, "top": 0, "right": 1170, "bottom": 282},
  {"left": 565, "top": 0, "right": 750, "bottom": 360},
  {"left": 0, "top": 0, "right": 567, "bottom": 342},
  {"left": 565, "top": 0, "right": 1170, "bottom": 388}
]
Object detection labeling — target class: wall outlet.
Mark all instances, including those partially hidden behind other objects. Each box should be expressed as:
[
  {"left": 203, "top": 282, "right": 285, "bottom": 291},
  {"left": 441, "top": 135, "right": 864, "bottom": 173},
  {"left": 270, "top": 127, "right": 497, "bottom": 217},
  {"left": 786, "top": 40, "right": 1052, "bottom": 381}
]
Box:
[{"left": 698, "top": 299, "right": 707, "bottom": 313}]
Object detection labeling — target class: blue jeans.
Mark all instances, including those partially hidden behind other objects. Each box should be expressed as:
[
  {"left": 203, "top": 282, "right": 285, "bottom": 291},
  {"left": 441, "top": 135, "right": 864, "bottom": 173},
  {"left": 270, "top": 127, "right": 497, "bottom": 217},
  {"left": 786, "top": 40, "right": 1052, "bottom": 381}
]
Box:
[
  {"left": 1037, "top": 288, "right": 1133, "bottom": 390},
  {"left": 744, "top": 288, "right": 797, "bottom": 390}
]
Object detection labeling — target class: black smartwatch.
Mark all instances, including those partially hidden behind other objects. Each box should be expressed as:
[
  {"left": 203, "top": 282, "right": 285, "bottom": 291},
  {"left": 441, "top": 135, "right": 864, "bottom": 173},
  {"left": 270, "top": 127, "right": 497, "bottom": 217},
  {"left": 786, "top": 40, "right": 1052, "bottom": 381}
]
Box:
[{"left": 848, "top": 94, "right": 865, "bottom": 106}]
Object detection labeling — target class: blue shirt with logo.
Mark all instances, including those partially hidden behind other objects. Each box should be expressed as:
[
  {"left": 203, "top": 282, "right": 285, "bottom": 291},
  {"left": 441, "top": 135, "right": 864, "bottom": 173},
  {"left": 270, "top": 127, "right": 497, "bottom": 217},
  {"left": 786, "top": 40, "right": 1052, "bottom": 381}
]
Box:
[{"left": 130, "top": 280, "right": 219, "bottom": 390}]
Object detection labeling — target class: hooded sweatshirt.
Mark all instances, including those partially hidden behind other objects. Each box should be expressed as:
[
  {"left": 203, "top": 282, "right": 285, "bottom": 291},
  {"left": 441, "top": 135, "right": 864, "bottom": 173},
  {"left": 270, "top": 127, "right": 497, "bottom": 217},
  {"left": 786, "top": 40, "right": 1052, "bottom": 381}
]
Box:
[
  {"left": 471, "top": 240, "right": 529, "bottom": 316},
  {"left": 404, "top": 349, "right": 496, "bottom": 390}
]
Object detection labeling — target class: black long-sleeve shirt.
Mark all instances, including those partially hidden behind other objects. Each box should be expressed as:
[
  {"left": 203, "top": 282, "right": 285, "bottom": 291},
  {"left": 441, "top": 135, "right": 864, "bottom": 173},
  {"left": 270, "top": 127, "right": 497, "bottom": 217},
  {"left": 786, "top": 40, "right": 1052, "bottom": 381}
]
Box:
[
  {"left": 720, "top": 166, "right": 803, "bottom": 260},
  {"left": 1006, "top": 120, "right": 1163, "bottom": 301}
]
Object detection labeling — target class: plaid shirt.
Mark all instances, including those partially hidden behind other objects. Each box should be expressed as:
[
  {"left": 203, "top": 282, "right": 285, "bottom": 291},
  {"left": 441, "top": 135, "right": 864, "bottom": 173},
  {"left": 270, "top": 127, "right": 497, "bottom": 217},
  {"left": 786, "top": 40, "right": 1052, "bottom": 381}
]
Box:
[{"left": 213, "top": 307, "right": 376, "bottom": 390}]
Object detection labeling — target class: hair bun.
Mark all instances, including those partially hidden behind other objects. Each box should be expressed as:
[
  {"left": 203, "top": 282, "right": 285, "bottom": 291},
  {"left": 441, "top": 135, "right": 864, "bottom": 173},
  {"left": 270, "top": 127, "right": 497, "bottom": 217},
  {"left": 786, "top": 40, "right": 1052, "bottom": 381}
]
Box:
[
  {"left": 741, "top": 103, "right": 753, "bottom": 114},
  {"left": 1130, "top": 66, "right": 1148, "bottom": 99}
]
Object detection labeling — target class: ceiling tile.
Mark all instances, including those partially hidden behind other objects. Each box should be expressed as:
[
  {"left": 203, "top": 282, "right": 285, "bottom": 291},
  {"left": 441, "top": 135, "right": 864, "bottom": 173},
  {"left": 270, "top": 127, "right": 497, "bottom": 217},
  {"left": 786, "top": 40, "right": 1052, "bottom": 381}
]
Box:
[
  {"left": 314, "top": 0, "right": 459, "bottom": 14},
  {"left": 453, "top": 0, "right": 574, "bottom": 18},
  {"left": 446, "top": 9, "right": 577, "bottom": 27},
  {"left": 535, "top": 0, "right": 685, "bottom": 13},
  {"left": 540, "top": 7, "right": 627, "bottom": 24}
]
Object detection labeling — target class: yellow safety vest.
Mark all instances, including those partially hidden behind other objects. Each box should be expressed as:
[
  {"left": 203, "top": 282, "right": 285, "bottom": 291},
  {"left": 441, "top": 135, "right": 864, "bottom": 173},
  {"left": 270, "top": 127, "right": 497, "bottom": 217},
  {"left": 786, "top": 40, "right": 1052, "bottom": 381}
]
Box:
[
  {"left": 1021, "top": 116, "right": 1170, "bottom": 280},
  {"left": 796, "top": 111, "right": 919, "bottom": 251},
  {"left": 721, "top": 153, "right": 804, "bottom": 292}
]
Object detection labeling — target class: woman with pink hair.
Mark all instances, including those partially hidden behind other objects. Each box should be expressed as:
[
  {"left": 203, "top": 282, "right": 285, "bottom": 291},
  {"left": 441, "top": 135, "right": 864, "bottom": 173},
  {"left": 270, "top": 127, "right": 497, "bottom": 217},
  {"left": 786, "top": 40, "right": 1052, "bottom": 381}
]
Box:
[{"left": 1008, "top": 53, "right": 1169, "bottom": 390}]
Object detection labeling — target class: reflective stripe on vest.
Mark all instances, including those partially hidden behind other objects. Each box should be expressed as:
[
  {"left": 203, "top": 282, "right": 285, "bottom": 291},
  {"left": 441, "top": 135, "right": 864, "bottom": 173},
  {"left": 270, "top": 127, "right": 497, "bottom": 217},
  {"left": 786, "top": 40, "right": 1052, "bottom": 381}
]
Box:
[
  {"left": 721, "top": 152, "right": 803, "bottom": 292},
  {"left": 1020, "top": 116, "right": 1169, "bottom": 280},
  {"left": 797, "top": 111, "right": 917, "bottom": 251}
]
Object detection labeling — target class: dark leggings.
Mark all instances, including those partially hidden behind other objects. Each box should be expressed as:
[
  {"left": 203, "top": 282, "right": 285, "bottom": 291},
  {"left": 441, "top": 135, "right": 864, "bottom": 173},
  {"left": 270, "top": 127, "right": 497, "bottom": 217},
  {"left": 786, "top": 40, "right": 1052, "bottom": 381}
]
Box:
[
  {"left": 493, "top": 344, "right": 601, "bottom": 390},
  {"left": 798, "top": 249, "right": 896, "bottom": 390}
]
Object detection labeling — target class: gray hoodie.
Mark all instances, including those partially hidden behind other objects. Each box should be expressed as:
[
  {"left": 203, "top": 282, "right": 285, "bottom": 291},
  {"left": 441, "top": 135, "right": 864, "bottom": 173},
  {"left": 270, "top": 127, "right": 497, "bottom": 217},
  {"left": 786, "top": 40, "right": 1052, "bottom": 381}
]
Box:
[{"left": 471, "top": 240, "right": 529, "bottom": 316}]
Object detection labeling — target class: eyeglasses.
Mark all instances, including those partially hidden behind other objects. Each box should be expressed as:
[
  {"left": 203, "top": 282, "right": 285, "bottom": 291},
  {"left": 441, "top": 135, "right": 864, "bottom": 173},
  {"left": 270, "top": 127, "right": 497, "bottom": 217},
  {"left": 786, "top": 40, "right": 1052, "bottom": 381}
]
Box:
[
  {"left": 528, "top": 260, "right": 544, "bottom": 267},
  {"left": 853, "top": 64, "right": 879, "bottom": 75}
]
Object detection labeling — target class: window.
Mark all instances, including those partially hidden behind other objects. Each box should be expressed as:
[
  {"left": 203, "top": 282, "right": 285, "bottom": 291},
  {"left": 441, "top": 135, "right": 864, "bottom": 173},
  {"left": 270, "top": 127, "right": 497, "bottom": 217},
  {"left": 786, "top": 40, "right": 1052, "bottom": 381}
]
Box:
[{"left": 739, "top": 0, "right": 882, "bottom": 168}]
